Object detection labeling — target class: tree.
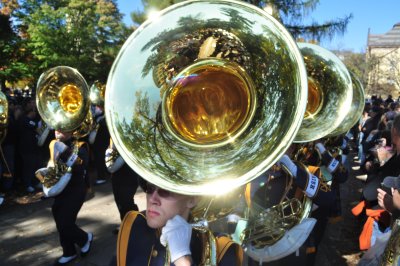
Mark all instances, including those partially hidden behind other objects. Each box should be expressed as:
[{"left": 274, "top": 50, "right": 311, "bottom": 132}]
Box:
[
  {"left": 340, "top": 52, "right": 368, "bottom": 88},
  {"left": 0, "top": 1, "right": 31, "bottom": 91},
  {"left": 366, "top": 48, "right": 400, "bottom": 96},
  {"left": 130, "top": 0, "right": 188, "bottom": 26},
  {"left": 130, "top": 0, "right": 352, "bottom": 44},
  {"left": 13, "top": 0, "right": 129, "bottom": 84}
]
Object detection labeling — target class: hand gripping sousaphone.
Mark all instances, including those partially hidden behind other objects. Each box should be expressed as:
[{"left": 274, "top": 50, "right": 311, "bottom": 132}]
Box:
[{"left": 105, "top": 0, "right": 308, "bottom": 195}]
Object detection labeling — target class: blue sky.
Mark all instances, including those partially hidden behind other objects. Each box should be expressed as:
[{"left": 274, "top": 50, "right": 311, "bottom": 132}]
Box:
[{"left": 117, "top": 0, "right": 400, "bottom": 53}]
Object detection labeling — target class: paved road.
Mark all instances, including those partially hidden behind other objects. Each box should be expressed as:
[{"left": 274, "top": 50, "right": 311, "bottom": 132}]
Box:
[
  {"left": 0, "top": 182, "right": 147, "bottom": 266},
  {"left": 0, "top": 152, "right": 364, "bottom": 266}
]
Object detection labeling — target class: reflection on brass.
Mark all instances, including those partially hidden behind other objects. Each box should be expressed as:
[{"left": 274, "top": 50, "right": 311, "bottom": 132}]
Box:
[
  {"left": 304, "top": 78, "right": 323, "bottom": 119},
  {"left": 327, "top": 71, "right": 365, "bottom": 137},
  {"left": 36, "top": 66, "right": 91, "bottom": 136},
  {"left": 294, "top": 144, "right": 322, "bottom": 166},
  {"left": 59, "top": 84, "right": 83, "bottom": 114},
  {"left": 90, "top": 80, "right": 106, "bottom": 106},
  {"left": 295, "top": 43, "right": 353, "bottom": 143},
  {"left": 36, "top": 163, "right": 68, "bottom": 188},
  {"left": 241, "top": 164, "right": 312, "bottom": 247},
  {"left": 241, "top": 197, "right": 303, "bottom": 247},
  {"left": 193, "top": 227, "right": 217, "bottom": 266},
  {"left": 105, "top": 0, "right": 308, "bottom": 195},
  {"left": 164, "top": 59, "right": 254, "bottom": 146},
  {"left": 381, "top": 219, "right": 400, "bottom": 265},
  {"left": 154, "top": 28, "right": 251, "bottom": 95},
  {"left": 0, "top": 91, "right": 8, "bottom": 143},
  {"left": 191, "top": 186, "right": 244, "bottom": 223}
]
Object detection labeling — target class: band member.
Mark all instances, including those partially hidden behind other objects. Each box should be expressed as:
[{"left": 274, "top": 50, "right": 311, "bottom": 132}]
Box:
[
  {"left": 89, "top": 104, "right": 110, "bottom": 185},
  {"left": 105, "top": 138, "right": 140, "bottom": 231},
  {"left": 49, "top": 130, "right": 93, "bottom": 265},
  {"left": 112, "top": 181, "right": 243, "bottom": 266},
  {"left": 244, "top": 141, "right": 348, "bottom": 265}
]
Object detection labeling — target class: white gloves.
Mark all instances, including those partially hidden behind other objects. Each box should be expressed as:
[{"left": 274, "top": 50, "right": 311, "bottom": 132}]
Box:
[
  {"left": 278, "top": 154, "right": 297, "bottom": 177},
  {"left": 160, "top": 215, "right": 192, "bottom": 263},
  {"left": 53, "top": 141, "right": 68, "bottom": 161},
  {"left": 315, "top": 142, "right": 326, "bottom": 154},
  {"left": 37, "top": 121, "right": 50, "bottom": 147},
  {"left": 35, "top": 167, "right": 72, "bottom": 197},
  {"left": 227, "top": 213, "right": 241, "bottom": 224},
  {"left": 105, "top": 148, "right": 125, "bottom": 173},
  {"left": 53, "top": 141, "right": 78, "bottom": 167}
]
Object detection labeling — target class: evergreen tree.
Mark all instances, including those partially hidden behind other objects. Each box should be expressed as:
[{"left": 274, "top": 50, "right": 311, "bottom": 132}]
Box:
[
  {"left": 130, "top": 0, "right": 352, "bottom": 43},
  {"left": 13, "top": 0, "right": 129, "bottom": 83}
]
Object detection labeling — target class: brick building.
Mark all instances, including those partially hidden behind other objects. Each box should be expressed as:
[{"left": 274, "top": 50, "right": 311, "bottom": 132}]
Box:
[{"left": 367, "top": 22, "right": 400, "bottom": 97}]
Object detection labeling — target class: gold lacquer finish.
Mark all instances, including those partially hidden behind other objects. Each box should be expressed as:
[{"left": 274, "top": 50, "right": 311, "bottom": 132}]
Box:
[
  {"left": 36, "top": 66, "right": 90, "bottom": 135},
  {"left": 164, "top": 59, "right": 255, "bottom": 147},
  {"left": 327, "top": 71, "right": 365, "bottom": 137},
  {"left": 89, "top": 80, "right": 106, "bottom": 106},
  {"left": 240, "top": 164, "right": 312, "bottom": 247},
  {"left": 105, "top": 0, "right": 308, "bottom": 195},
  {"left": 304, "top": 78, "right": 323, "bottom": 119},
  {"left": 0, "top": 91, "right": 8, "bottom": 143},
  {"left": 59, "top": 84, "right": 83, "bottom": 114},
  {"left": 295, "top": 43, "right": 353, "bottom": 143}
]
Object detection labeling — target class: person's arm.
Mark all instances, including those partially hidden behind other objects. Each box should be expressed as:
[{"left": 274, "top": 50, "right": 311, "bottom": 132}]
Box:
[
  {"left": 376, "top": 146, "right": 394, "bottom": 167},
  {"left": 173, "top": 256, "right": 192, "bottom": 266},
  {"left": 105, "top": 139, "right": 125, "bottom": 173},
  {"left": 377, "top": 188, "right": 395, "bottom": 213},
  {"left": 392, "top": 188, "right": 400, "bottom": 211},
  {"left": 54, "top": 141, "right": 89, "bottom": 174},
  {"left": 315, "top": 142, "right": 348, "bottom": 183}
]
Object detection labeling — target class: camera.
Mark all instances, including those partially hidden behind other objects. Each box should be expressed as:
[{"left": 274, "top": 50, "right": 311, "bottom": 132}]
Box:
[{"left": 381, "top": 182, "right": 392, "bottom": 196}]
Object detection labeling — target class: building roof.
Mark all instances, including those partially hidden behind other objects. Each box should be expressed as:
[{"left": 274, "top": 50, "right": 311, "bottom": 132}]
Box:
[{"left": 368, "top": 22, "right": 400, "bottom": 48}]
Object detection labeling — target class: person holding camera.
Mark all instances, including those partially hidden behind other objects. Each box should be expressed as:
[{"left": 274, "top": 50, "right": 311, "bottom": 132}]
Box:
[
  {"left": 352, "top": 114, "right": 400, "bottom": 251},
  {"left": 376, "top": 111, "right": 400, "bottom": 213},
  {"left": 363, "top": 114, "right": 400, "bottom": 204}
]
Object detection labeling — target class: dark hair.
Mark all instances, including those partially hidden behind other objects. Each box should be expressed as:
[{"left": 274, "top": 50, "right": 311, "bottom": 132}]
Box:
[
  {"left": 393, "top": 114, "right": 400, "bottom": 134},
  {"left": 390, "top": 102, "right": 399, "bottom": 110}
]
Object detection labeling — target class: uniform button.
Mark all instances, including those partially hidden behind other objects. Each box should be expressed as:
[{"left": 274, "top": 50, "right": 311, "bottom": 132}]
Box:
[{"left": 152, "top": 250, "right": 158, "bottom": 257}]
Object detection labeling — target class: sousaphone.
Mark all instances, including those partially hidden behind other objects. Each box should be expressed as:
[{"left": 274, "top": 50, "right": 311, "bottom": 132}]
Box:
[
  {"left": 0, "top": 91, "right": 8, "bottom": 143},
  {"left": 105, "top": 0, "right": 308, "bottom": 196},
  {"left": 327, "top": 71, "right": 365, "bottom": 137},
  {"left": 89, "top": 80, "right": 106, "bottom": 106},
  {"left": 36, "top": 66, "right": 93, "bottom": 138},
  {"left": 294, "top": 42, "right": 353, "bottom": 143}
]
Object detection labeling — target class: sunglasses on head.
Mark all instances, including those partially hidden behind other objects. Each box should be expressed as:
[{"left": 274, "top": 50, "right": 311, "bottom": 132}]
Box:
[{"left": 144, "top": 183, "right": 174, "bottom": 198}]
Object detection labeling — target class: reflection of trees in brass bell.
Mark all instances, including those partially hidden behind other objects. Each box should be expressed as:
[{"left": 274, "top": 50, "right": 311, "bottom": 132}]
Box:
[
  {"left": 59, "top": 84, "right": 83, "bottom": 114},
  {"left": 106, "top": 1, "right": 309, "bottom": 194},
  {"left": 304, "top": 77, "right": 323, "bottom": 119},
  {"left": 143, "top": 25, "right": 251, "bottom": 96},
  {"left": 165, "top": 60, "right": 253, "bottom": 145}
]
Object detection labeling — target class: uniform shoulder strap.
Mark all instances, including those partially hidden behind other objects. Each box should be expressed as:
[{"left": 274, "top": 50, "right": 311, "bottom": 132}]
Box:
[
  {"left": 216, "top": 235, "right": 243, "bottom": 266},
  {"left": 76, "top": 141, "right": 89, "bottom": 153},
  {"left": 117, "top": 211, "right": 145, "bottom": 266},
  {"left": 307, "top": 165, "right": 321, "bottom": 177}
]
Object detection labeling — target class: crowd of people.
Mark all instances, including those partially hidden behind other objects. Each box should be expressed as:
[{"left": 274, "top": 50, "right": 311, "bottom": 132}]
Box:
[
  {"left": 1, "top": 92, "right": 400, "bottom": 265},
  {"left": 0, "top": 91, "right": 111, "bottom": 203}
]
